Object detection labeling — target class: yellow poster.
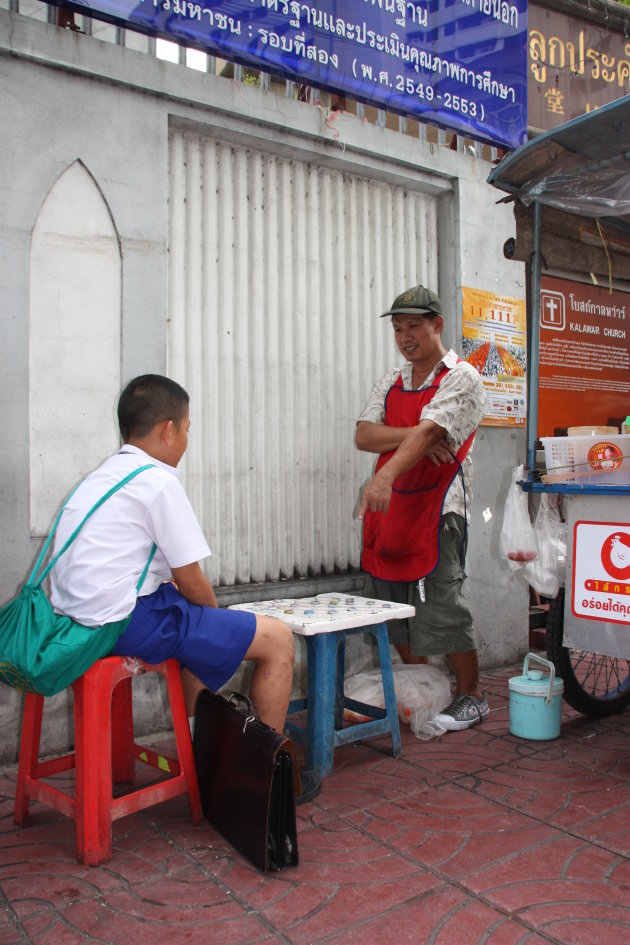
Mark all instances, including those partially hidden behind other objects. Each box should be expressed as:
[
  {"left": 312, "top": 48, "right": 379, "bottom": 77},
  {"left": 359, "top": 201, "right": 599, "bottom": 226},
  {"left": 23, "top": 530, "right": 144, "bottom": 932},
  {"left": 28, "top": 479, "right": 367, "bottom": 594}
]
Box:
[{"left": 462, "top": 286, "right": 527, "bottom": 427}]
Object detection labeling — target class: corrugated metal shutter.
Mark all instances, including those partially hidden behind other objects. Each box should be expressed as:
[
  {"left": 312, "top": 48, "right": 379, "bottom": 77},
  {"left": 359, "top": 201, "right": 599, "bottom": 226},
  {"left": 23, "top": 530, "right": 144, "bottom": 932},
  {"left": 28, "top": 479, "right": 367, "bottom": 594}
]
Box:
[{"left": 167, "top": 128, "right": 439, "bottom": 587}]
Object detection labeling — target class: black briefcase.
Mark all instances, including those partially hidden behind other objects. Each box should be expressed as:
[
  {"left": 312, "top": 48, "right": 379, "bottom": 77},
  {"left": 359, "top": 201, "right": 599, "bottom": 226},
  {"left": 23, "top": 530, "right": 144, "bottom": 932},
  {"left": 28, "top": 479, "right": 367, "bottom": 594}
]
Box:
[{"left": 192, "top": 689, "right": 299, "bottom": 872}]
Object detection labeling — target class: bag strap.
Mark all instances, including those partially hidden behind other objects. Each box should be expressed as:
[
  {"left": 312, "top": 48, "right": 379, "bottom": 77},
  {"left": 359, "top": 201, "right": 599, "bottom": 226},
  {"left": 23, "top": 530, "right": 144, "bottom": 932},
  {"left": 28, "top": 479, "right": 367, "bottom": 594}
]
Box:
[
  {"left": 135, "top": 543, "right": 157, "bottom": 594},
  {"left": 30, "top": 464, "right": 155, "bottom": 588}
]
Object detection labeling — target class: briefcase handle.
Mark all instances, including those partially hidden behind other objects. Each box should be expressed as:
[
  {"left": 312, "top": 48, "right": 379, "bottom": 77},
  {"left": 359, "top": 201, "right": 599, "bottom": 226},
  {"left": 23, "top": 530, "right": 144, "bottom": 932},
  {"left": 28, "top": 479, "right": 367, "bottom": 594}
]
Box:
[
  {"left": 227, "top": 691, "right": 258, "bottom": 733},
  {"left": 224, "top": 690, "right": 301, "bottom": 797}
]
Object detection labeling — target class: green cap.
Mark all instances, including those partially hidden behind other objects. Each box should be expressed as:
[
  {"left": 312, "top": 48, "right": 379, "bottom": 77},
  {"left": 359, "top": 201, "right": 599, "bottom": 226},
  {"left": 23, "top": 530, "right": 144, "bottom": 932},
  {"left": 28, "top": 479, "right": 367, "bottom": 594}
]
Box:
[{"left": 381, "top": 284, "right": 443, "bottom": 318}]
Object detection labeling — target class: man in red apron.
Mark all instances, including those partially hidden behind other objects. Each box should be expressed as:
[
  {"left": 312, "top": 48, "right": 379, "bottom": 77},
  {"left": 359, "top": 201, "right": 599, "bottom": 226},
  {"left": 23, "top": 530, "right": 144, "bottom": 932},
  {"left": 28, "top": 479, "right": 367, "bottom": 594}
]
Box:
[{"left": 356, "top": 285, "right": 488, "bottom": 730}]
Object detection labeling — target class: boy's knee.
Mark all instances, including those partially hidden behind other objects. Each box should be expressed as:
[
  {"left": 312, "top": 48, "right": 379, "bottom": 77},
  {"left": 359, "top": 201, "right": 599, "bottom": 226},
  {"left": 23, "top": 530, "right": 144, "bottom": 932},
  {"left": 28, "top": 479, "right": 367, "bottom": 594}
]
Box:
[
  {"left": 254, "top": 616, "right": 294, "bottom": 663},
  {"left": 273, "top": 618, "right": 295, "bottom": 662}
]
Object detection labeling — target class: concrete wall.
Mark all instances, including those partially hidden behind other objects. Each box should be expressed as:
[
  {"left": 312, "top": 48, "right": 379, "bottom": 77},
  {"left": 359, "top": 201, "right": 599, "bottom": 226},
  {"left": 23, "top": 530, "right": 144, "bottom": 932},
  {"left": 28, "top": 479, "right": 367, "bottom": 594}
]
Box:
[{"left": 0, "top": 10, "right": 530, "bottom": 763}]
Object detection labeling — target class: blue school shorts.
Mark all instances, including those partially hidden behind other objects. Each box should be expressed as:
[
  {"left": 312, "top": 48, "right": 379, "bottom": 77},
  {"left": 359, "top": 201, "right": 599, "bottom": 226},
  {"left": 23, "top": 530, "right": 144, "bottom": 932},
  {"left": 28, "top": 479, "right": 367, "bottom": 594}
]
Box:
[{"left": 112, "top": 582, "right": 256, "bottom": 691}]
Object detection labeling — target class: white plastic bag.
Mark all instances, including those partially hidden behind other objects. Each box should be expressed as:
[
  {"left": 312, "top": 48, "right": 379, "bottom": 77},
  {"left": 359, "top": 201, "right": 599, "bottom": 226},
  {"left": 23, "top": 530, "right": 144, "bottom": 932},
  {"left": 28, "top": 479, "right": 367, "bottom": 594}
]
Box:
[
  {"left": 499, "top": 465, "right": 537, "bottom": 570},
  {"left": 344, "top": 664, "right": 452, "bottom": 740},
  {"left": 523, "top": 495, "right": 567, "bottom": 598}
]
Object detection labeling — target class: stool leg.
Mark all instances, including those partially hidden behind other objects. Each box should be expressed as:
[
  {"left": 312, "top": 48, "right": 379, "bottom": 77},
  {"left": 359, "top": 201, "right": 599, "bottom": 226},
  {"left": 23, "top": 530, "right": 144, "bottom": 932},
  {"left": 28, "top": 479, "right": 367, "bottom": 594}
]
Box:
[
  {"left": 374, "top": 624, "right": 402, "bottom": 758},
  {"left": 306, "top": 633, "right": 339, "bottom": 778},
  {"left": 14, "top": 656, "right": 206, "bottom": 866},
  {"left": 334, "top": 636, "right": 345, "bottom": 731},
  {"left": 14, "top": 693, "right": 44, "bottom": 824},
  {"left": 111, "top": 678, "right": 136, "bottom": 786},
  {"left": 163, "top": 661, "right": 202, "bottom": 822},
  {"left": 73, "top": 672, "right": 114, "bottom": 866}
]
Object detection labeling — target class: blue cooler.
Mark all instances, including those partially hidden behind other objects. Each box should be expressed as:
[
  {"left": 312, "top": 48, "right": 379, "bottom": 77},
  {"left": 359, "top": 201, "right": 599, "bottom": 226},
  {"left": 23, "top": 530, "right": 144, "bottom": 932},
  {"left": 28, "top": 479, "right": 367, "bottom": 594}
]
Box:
[{"left": 509, "top": 653, "right": 564, "bottom": 740}]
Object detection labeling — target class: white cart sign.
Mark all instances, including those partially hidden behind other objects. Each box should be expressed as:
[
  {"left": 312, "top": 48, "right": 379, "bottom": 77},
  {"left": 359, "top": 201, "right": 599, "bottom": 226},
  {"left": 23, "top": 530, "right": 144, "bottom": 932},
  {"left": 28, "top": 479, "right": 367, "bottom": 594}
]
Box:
[{"left": 572, "top": 521, "right": 630, "bottom": 626}]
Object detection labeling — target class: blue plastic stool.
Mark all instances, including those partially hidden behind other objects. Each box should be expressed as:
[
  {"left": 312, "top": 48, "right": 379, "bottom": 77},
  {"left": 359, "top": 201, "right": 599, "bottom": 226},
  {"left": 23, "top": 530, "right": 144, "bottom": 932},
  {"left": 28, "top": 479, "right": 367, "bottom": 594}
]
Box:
[{"left": 285, "top": 621, "right": 402, "bottom": 778}]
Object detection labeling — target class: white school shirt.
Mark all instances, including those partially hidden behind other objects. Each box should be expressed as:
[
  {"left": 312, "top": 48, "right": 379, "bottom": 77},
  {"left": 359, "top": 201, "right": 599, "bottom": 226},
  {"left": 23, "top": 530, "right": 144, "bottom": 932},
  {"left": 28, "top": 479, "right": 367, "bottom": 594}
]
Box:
[{"left": 49, "top": 446, "right": 211, "bottom": 627}]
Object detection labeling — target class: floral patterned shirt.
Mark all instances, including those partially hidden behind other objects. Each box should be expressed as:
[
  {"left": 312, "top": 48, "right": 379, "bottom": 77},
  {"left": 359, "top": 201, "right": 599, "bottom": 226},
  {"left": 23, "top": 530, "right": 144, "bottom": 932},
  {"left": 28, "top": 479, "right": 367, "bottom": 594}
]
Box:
[{"left": 357, "top": 350, "right": 485, "bottom": 521}]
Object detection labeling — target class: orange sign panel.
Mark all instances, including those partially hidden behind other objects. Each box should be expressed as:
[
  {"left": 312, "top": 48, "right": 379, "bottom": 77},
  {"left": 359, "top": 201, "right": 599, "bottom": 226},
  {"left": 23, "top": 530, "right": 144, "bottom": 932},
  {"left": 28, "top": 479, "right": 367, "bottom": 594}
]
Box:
[{"left": 538, "top": 276, "right": 630, "bottom": 437}]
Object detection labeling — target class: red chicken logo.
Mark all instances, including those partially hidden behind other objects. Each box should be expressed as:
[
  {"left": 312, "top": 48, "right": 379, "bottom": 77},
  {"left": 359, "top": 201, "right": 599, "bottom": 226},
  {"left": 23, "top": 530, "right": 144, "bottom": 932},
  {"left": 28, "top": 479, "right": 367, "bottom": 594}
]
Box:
[{"left": 600, "top": 532, "right": 630, "bottom": 580}]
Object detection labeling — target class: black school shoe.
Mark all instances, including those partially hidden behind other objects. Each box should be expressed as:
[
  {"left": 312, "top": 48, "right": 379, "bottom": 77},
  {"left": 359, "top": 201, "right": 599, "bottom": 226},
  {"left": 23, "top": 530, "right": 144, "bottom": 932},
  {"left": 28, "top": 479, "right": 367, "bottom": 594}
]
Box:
[{"left": 296, "top": 769, "right": 322, "bottom": 804}]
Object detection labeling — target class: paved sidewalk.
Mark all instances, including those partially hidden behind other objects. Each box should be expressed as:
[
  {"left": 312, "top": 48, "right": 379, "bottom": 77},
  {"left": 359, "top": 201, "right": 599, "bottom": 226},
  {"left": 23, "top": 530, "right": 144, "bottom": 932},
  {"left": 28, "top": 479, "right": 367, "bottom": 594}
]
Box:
[{"left": 1, "top": 660, "right": 630, "bottom": 945}]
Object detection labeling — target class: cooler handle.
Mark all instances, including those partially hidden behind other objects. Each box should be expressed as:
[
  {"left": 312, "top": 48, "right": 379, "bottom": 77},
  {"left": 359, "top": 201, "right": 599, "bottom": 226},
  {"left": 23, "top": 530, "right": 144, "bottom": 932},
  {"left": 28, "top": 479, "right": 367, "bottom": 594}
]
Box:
[{"left": 523, "top": 652, "right": 556, "bottom": 706}]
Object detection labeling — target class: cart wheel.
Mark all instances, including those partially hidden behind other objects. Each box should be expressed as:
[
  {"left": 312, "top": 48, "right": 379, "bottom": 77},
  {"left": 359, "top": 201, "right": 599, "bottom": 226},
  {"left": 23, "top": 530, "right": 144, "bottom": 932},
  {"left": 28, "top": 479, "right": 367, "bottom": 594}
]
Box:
[{"left": 546, "top": 590, "right": 630, "bottom": 718}]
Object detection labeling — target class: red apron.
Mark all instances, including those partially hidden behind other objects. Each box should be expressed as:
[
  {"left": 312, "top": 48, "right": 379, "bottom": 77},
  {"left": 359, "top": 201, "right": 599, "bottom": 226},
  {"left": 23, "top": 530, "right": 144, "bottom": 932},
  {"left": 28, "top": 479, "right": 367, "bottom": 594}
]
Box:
[{"left": 361, "top": 366, "right": 475, "bottom": 582}]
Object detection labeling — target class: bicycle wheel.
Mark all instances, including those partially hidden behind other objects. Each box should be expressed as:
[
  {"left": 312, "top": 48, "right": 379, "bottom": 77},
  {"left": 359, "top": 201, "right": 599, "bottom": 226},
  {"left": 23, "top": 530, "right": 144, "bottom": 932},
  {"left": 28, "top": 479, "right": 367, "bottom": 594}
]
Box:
[{"left": 546, "top": 590, "right": 630, "bottom": 717}]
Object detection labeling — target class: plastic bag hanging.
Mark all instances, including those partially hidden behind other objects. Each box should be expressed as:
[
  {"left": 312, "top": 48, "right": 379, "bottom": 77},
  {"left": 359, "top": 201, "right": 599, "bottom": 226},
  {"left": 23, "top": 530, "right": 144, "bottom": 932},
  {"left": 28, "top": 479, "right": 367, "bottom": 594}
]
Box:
[
  {"left": 523, "top": 495, "right": 567, "bottom": 599},
  {"left": 499, "top": 465, "right": 537, "bottom": 570}
]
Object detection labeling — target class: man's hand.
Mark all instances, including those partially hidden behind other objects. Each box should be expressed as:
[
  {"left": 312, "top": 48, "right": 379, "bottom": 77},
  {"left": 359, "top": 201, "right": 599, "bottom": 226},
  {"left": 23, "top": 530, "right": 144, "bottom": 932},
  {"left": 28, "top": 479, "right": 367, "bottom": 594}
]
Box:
[
  {"left": 356, "top": 419, "right": 449, "bottom": 520},
  {"left": 357, "top": 471, "right": 395, "bottom": 519},
  {"left": 425, "top": 436, "right": 455, "bottom": 467}
]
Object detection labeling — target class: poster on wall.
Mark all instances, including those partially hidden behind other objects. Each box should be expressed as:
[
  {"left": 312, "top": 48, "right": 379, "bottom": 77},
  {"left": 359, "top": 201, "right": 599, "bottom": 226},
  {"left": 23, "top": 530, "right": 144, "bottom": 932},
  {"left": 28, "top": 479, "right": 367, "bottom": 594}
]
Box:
[
  {"left": 44, "top": 0, "right": 528, "bottom": 149},
  {"left": 538, "top": 275, "right": 630, "bottom": 437},
  {"left": 462, "top": 286, "right": 526, "bottom": 427}
]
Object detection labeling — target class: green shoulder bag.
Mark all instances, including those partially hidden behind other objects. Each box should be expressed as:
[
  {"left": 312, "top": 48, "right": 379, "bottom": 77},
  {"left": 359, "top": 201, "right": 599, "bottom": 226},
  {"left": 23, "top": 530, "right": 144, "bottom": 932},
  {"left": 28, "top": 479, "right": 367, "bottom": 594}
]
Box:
[{"left": 0, "top": 465, "right": 156, "bottom": 696}]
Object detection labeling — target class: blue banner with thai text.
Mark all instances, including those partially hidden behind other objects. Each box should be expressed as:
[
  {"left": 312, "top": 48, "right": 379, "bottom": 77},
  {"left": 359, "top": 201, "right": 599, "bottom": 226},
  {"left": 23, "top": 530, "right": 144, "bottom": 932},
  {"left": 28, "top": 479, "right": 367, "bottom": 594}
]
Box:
[{"left": 50, "top": 0, "right": 528, "bottom": 149}]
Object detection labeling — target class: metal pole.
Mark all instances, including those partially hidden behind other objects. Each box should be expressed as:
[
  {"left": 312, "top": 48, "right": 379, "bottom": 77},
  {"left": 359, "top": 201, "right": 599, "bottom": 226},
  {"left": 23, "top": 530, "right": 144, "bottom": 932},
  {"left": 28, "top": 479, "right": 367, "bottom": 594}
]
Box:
[{"left": 527, "top": 199, "right": 542, "bottom": 474}]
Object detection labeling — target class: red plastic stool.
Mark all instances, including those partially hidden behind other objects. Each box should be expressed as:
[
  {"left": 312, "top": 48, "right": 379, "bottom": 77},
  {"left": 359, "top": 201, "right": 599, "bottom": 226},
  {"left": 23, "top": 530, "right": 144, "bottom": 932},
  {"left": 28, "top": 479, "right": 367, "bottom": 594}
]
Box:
[{"left": 14, "top": 655, "right": 202, "bottom": 866}]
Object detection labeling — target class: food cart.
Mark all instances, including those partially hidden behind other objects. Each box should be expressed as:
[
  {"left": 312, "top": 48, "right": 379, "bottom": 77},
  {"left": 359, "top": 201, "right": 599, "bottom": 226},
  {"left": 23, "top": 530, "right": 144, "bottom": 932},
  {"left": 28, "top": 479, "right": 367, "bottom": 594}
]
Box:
[{"left": 487, "top": 96, "right": 630, "bottom": 717}]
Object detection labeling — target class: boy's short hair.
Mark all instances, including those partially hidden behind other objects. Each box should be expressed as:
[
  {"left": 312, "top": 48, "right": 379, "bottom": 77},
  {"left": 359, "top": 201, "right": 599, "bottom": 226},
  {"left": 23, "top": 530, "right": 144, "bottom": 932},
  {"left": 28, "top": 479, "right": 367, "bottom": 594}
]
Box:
[{"left": 118, "top": 374, "right": 190, "bottom": 440}]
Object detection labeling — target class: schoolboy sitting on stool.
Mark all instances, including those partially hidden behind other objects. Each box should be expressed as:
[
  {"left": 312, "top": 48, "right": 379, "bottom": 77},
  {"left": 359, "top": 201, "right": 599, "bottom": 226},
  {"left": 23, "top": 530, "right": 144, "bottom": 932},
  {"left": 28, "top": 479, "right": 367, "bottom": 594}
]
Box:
[{"left": 49, "top": 374, "right": 294, "bottom": 735}]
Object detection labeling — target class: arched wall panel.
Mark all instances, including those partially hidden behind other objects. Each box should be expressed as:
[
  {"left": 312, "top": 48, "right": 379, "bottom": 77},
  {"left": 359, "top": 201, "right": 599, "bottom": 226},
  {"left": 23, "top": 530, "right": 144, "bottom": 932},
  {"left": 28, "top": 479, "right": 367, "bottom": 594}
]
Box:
[{"left": 29, "top": 161, "right": 121, "bottom": 536}]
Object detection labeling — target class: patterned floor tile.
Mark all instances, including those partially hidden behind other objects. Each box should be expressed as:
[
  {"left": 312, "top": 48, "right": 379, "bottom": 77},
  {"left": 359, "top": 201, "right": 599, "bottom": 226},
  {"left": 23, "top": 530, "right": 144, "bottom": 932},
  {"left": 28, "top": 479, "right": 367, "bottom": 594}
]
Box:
[
  {"left": 453, "top": 754, "right": 630, "bottom": 856},
  {"left": 353, "top": 782, "right": 558, "bottom": 876},
  {"left": 301, "top": 883, "right": 548, "bottom": 945},
  {"left": 0, "top": 908, "right": 23, "bottom": 945},
  {"left": 49, "top": 900, "right": 272, "bottom": 945},
  {"left": 258, "top": 872, "right": 442, "bottom": 945},
  {"left": 1, "top": 661, "right": 629, "bottom": 945}
]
